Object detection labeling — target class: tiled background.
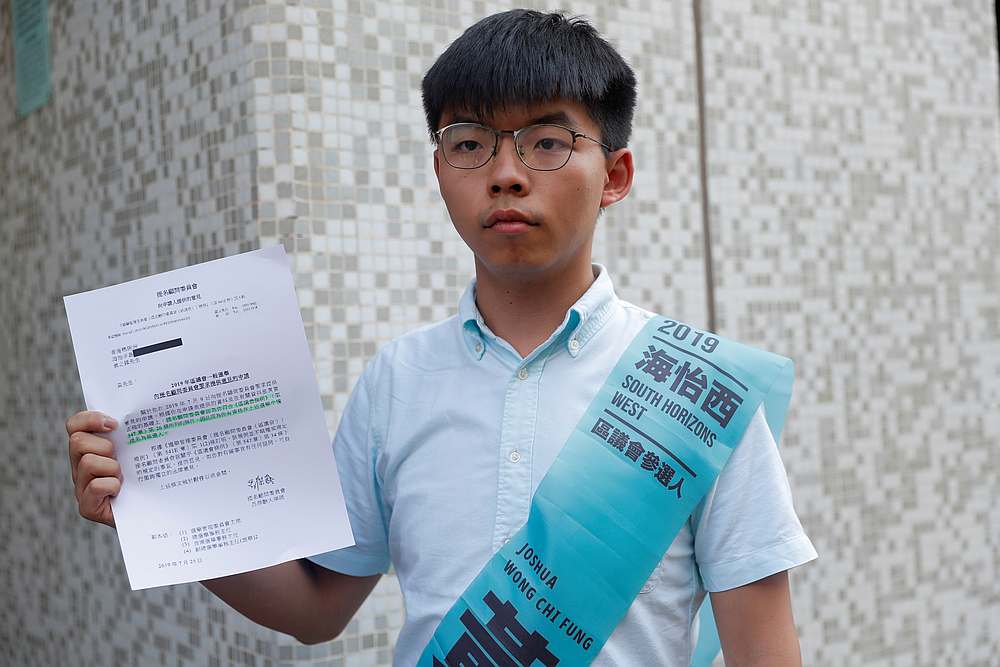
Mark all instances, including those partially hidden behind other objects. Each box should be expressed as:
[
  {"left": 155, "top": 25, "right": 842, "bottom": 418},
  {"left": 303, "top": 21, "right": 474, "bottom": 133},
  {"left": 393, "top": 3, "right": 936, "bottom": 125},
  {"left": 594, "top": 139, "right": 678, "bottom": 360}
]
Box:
[
  {"left": 0, "top": 1, "right": 996, "bottom": 666},
  {"left": 701, "top": 2, "right": 1000, "bottom": 664}
]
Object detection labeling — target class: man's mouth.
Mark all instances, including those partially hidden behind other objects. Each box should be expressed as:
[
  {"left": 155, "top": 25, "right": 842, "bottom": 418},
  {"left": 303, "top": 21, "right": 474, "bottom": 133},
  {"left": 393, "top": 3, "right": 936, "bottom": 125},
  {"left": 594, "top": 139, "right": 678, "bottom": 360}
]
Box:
[{"left": 484, "top": 209, "right": 538, "bottom": 232}]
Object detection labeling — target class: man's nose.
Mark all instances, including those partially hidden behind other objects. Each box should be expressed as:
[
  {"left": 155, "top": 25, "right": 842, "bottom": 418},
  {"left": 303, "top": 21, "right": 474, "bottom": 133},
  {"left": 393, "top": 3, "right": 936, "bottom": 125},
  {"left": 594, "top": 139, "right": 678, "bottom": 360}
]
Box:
[{"left": 488, "top": 134, "right": 530, "bottom": 195}]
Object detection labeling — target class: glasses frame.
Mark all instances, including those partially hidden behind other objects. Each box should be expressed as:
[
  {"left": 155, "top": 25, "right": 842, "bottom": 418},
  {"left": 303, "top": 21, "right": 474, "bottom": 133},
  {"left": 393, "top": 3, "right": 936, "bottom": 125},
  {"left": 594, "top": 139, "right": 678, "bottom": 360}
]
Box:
[{"left": 434, "top": 122, "right": 612, "bottom": 171}]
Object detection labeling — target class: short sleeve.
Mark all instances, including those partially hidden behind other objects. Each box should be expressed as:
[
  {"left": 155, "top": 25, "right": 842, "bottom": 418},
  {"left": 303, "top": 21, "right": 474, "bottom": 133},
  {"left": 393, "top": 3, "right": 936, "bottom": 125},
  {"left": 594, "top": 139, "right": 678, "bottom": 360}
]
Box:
[
  {"left": 692, "top": 404, "right": 817, "bottom": 592},
  {"left": 307, "top": 363, "right": 391, "bottom": 576}
]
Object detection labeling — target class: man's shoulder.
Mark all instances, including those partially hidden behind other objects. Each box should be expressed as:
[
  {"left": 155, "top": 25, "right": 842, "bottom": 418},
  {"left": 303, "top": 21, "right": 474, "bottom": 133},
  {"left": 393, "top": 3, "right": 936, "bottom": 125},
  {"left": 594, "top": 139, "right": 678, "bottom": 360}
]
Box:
[
  {"left": 610, "top": 299, "right": 728, "bottom": 340},
  {"left": 365, "top": 313, "right": 467, "bottom": 378},
  {"left": 608, "top": 298, "right": 660, "bottom": 339},
  {"left": 617, "top": 298, "right": 658, "bottom": 321}
]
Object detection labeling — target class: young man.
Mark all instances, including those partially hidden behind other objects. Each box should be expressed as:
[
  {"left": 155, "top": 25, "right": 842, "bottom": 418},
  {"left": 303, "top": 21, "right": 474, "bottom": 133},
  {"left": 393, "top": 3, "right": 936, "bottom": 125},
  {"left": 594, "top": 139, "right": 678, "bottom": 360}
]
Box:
[{"left": 67, "top": 9, "right": 816, "bottom": 666}]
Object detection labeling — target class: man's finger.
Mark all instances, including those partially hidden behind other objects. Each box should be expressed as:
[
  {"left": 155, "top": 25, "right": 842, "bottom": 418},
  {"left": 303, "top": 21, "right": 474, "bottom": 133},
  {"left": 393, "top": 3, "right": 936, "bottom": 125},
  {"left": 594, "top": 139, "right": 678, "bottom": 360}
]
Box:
[
  {"left": 69, "top": 431, "right": 116, "bottom": 486},
  {"left": 75, "top": 452, "right": 122, "bottom": 505},
  {"left": 65, "top": 411, "right": 117, "bottom": 437},
  {"left": 80, "top": 476, "right": 120, "bottom": 526}
]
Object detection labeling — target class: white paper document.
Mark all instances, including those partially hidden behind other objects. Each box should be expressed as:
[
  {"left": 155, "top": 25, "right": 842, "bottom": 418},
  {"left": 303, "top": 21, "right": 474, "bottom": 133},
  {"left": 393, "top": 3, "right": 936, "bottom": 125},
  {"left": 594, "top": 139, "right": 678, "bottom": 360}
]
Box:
[{"left": 64, "top": 245, "right": 354, "bottom": 590}]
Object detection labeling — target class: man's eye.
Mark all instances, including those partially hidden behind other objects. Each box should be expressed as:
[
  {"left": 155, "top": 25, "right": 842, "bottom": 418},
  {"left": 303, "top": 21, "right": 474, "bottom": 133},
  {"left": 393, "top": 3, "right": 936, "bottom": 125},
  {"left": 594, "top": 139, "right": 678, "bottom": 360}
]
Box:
[
  {"left": 535, "top": 137, "right": 568, "bottom": 151},
  {"left": 453, "top": 140, "right": 483, "bottom": 152}
]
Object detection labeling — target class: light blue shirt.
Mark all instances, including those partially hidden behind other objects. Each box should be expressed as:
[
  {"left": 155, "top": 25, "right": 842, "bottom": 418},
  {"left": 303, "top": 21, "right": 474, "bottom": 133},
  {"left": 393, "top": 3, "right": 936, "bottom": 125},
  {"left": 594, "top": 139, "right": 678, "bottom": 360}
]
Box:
[{"left": 309, "top": 265, "right": 817, "bottom": 666}]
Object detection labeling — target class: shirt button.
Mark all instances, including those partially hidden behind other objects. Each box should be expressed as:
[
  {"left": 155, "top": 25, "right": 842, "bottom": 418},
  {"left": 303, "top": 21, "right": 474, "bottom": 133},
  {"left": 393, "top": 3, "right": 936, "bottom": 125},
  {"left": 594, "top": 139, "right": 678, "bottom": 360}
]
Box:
[
  {"left": 569, "top": 338, "right": 580, "bottom": 351},
  {"left": 517, "top": 368, "right": 529, "bottom": 380},
  {"left": 509, "top": 450, "right": 521, "bottom": 463},
  {"left": 474, "top": 343, "right": 483, "bottom": 353}
]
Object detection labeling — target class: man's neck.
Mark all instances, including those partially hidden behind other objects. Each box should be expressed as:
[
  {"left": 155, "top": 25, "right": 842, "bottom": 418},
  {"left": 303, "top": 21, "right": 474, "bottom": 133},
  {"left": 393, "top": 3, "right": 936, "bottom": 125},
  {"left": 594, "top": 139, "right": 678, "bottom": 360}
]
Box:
[{"left": 473, "top": 259, "right": 597, "bottom": 359}]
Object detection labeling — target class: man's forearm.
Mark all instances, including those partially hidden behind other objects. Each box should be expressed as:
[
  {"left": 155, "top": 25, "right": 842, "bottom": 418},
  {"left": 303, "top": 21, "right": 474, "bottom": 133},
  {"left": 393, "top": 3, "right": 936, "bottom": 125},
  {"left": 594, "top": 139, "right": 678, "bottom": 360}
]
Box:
[
  {"left": 200, "top": 560, "right": 327, "bottom": 641},
  {"left": 200, "top": 559, "right": 379, "bottom": 644}
]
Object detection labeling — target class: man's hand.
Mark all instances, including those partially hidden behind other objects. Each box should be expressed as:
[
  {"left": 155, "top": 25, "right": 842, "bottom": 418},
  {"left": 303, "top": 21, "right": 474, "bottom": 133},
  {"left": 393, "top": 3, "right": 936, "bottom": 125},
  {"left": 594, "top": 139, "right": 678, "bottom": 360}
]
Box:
[
  {"left": 711, "top": 570, "right": 803, "bottom": 667},
  {"left": 66, "top": 410, "right": 121, "bottom": 528}
]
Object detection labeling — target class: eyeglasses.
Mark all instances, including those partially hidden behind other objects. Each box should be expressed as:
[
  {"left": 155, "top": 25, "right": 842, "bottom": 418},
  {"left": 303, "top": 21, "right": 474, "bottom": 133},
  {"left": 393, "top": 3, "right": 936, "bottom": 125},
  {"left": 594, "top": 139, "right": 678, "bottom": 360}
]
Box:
[{"left": 434, "top": 122, "right": 611, "bottom": 171}]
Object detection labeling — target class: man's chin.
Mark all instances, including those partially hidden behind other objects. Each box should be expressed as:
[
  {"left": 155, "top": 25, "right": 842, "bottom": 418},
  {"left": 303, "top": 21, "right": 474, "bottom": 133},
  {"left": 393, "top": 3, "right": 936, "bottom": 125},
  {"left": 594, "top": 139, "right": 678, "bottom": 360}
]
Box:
[
  {"left": 474, "top": 253, "right": 578, "bottom": 282},
  {"left": 475, "top": 254, "right": 548, "bottom": 277}
]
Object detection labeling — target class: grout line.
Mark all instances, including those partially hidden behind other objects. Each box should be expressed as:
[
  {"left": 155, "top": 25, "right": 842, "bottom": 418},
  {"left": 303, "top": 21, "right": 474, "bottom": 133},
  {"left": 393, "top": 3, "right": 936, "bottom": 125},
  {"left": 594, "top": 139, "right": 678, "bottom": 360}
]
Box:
[
  {"left": 995, "top": 2, "right": 1000, "bottom": 118},
  {"left": 692, "top": 0, "right": 717, "bottom": 333}
]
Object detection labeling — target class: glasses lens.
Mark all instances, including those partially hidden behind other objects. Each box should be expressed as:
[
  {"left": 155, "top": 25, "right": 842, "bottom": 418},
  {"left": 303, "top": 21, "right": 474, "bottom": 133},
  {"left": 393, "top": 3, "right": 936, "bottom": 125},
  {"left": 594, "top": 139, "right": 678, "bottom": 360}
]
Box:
[
  {"left": 516, "top": 125, "right": 574, "bottom": 170},
  {"left": 440, "top": 124, "right": 495, "bottom": 169}
]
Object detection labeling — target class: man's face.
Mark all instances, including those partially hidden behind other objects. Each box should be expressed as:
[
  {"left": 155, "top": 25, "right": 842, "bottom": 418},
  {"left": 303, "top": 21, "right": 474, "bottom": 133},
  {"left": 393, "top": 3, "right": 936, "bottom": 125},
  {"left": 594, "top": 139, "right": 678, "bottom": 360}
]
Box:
[{"left": 433, "top": 99, "right": 632, "bottom": 280}]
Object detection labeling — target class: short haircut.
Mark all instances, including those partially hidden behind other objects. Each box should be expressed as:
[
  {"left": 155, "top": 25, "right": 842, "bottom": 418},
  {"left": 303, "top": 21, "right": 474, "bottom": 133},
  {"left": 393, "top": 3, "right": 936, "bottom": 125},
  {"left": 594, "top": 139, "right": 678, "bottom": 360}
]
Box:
[{"left": 421, "top": 9, "right": 637, "bottom": 151}]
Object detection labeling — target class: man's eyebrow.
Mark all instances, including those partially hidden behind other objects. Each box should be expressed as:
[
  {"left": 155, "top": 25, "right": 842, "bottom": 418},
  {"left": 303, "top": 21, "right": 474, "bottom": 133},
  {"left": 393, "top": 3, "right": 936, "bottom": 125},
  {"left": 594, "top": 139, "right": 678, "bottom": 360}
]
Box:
[
  {"left": 527, "top": 111, "right": 578, "bottom": 129},
  {"left": 447, "top": 114, "right": 482, "bottom": 125},
  {"left": 444, "top": 111, "right": 581, "bottom": 130}
]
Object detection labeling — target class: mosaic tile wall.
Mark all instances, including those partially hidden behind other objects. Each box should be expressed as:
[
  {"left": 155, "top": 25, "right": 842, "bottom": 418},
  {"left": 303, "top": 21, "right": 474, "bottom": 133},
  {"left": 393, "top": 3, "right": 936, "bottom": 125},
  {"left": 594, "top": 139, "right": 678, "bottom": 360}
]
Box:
[
  {"left": 700, "top": 1, "right": 1000, "bottom": 665},
  {"left": 1, "top": 1, "right": 997, "bottom": 666},
  {"left": 0, "top": 1, "right": 275, "bottom": 665}
]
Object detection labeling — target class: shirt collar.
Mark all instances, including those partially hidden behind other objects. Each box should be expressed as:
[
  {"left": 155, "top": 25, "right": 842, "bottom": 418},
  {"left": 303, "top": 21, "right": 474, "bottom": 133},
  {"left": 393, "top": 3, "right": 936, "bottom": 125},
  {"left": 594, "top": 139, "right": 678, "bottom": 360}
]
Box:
[{"left": 458, "top": 263, "right": 619, "bottom": 361}]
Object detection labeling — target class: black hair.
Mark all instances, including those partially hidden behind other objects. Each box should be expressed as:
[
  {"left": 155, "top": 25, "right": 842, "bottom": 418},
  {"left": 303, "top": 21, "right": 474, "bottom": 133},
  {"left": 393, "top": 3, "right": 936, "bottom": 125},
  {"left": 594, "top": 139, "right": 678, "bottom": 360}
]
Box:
[{"left": 421, "top": 9, "right": 637, "bottom": 151}]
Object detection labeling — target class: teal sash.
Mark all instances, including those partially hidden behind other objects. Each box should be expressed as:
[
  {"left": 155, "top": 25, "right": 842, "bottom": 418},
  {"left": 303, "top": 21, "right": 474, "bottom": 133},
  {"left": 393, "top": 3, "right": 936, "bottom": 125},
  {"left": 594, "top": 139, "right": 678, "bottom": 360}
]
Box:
[{"left": 419, "top": 316, "right": 795, "bottom": 666}]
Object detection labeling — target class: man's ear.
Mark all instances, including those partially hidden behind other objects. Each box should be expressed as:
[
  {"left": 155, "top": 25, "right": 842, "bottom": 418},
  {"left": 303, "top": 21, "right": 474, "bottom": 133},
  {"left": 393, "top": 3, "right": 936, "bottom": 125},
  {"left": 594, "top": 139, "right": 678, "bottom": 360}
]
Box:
[
  {"left": 433, "top": 148, "right": 441, "bottom": 180},
  {"left": 600, "top": 148, "right": 634, "bottom": 208}
]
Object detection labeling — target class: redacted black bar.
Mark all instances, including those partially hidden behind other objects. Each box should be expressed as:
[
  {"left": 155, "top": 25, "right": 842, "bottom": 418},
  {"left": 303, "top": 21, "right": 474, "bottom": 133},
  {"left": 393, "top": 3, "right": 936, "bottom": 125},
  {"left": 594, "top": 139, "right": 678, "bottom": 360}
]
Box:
[{"left": 132, "top": 338, "right": 183, "bottom": 358}]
